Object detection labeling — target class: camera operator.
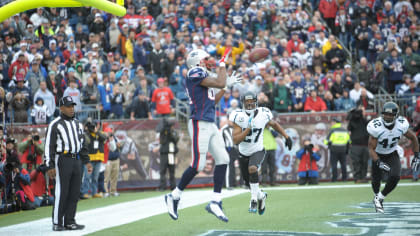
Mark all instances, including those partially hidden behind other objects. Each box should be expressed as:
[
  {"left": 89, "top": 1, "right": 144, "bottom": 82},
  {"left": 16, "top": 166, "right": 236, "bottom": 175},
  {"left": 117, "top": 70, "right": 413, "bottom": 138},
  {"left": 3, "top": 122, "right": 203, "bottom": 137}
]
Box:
[
  {"left": 347, "top": 107, "right": 370, "bottom": 183},
  {"left": 104, "top": 127, "right": 120, "bottom": 197},
  {"left": 18, "top": 131, "right": 44, "bottom": 171},
  {"left": 0, "top": 138, "right": 35, "bottom": 213},
  {"left": 158, "top": 118, "right": 179, "bottom": 191},
  {"left": 296, "top": 138, "right": 321, "bottom": 185},
  {"left": 30, "top": 164, "right": 54, "bottom": 207},
  {"left": 81, "top": 119, "right": 107, "bottom": 198}
]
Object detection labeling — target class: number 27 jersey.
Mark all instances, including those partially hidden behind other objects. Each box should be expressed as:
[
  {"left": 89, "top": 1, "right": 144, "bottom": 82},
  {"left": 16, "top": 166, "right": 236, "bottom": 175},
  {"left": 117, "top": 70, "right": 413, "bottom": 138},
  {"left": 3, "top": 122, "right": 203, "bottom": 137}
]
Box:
[
  {"left": 367, "top": 116, "right": 409, "bottom": 154},
  {"left": 229, "top": 107, "right": 273, "bottom": 156}
]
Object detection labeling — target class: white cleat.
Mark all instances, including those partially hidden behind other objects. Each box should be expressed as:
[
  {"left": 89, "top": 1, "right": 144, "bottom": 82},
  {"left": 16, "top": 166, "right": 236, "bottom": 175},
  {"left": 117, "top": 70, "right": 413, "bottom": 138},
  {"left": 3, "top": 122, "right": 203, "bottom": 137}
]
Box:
[
  {"left": 205, "top": 201, "right": 228, "bottom": 222},
  {"left": 258, "top": 192, "right": 267, "bottom": 215},
  {"left": 373, "top": 196, "right": 384, "bottom": 214},
  {"left": 165, "top": 193, "right": 179, "bottom": 220}
]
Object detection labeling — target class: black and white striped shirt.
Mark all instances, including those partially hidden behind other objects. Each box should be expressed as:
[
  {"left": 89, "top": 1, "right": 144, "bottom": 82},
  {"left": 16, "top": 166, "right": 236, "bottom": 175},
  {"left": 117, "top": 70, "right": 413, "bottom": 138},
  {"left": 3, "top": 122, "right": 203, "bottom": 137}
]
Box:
[{"left": 44, "top": 115, "right": 85, "bottom": 167}]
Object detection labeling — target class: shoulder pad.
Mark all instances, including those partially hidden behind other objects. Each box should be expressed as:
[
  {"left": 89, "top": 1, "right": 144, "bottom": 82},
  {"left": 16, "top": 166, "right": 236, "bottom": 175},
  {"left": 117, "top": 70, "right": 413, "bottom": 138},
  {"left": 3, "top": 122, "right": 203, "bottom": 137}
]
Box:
[
  {"left": 187, "top": 67, "right": 208, "bottom": 79},
  {"left": 366, "top": 118, "right": 383, "bottom": 138},
  {"left": 396, "top": 116, "right": 409, "bottom": 134}
]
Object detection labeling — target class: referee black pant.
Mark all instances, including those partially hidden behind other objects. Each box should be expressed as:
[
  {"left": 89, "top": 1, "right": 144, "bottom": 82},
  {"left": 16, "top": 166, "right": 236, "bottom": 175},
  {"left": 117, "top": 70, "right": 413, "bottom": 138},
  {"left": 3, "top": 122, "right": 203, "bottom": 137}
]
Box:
[{"left": 53, "top": 155, "right": 82, "bottom": 226}]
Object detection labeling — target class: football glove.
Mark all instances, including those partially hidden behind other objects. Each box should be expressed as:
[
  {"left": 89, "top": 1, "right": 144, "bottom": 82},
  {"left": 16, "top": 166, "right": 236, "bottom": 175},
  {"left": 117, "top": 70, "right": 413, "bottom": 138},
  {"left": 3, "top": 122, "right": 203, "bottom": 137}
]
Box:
[
  {"left": 285, "top": 136, "right": 293, "bottom": 151},
  {"left": 376, "top": 160, "right": 390, "bottom": 172},
  {"left": 411, "top": 152, "right": 420, "bottom": 172},
  {"left": 225, "top": 71, "right": 242, "bottom": 89}
]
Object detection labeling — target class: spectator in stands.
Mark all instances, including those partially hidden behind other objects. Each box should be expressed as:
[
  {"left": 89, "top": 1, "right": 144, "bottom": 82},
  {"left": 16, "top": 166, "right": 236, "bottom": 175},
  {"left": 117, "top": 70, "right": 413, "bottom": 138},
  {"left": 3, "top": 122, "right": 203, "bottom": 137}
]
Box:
[
  {"left": 8, "top": 53, "right": 29, "bottom": 79},
  {"left": 342, "top": 64, "right": 357, "bottom": 90},
  {"left": 33, "top": 81, "right": 55, "bottom": 119},
  {"left": 319, "top": 0, "right": 338, "bottom": 30},
  {"left": 81, "top": 77, "right": 99, "bottom": 105},
  {"left": 151, "top": 78, "right": 174, "bottom": 118},
  {"left": 354, "top": 18, "right": 371, "bottom": 59},
  {"left": 109, "top": 84, "right": 125, "bottom": 119},
  {"left": 325, "top": 40, "right": 346, "bottom": 70},
  {"left": 335, "top": 7, "right": 352, "bottom": 48},
  {"left": 130, "top": 90, "right": 152, "bottom": 120},
  {"left": 63, "top": 79, "right": 81, "bottom": 112},
  {"left": 357, "top": 88, "right": 375, "bottom": 110},
  {"left": 161, "top": 50, "right": 177, "bottom": 80},
  {"left": 350, "top": 81, "right": 374, "bottom": 104},
  {"left": 403, "top": 46, "right": 420, "bottom": 77},
  {"left": 133, "top": 36, "right": 148, "bottom": 71},
  {"left": 331, "top": 74, "right": 345, "bottom": 99},
  {"left": 368, "top": 31, "right": 386, "bottom": 63},
  {"left": 403, "top": 80, "right": 420, "bottom": 116},
  {"left": 357, "top": 57, "right": 374, "bottom": 88},
  {"left": 217, "top": 37, "right": 244, "bottom": 67},
  {"left": 150, "top": 42, "right": 166, "bottom": 78},
  {"left": 249, "top": 75, "right": 264, "bottom": 95},
  {"left": 290, "top": 71, "right": 307, "bottom": 112},
  {"left": 322, "top": 35, "right": 342, "bottom": 56},
  {"left": 97, "top": 76, "right": 113, "bottom": 118},
  {"left": 11, "top": 91, "right": 31, "bottom": 123},
  {"left": 335, "top": 89, "right": 356, "bottom": 111},
  {"left": 383, "top": 48, "right": 404, "bottom": 93},
  {"left": 304, "top": 89, "right": 327, "bottom": 112},
  {"left": 397, "top": 74, "right": 413, "bottom": 95},
  {"left": 26, "top": 61, "right": 45, "bottom": 96},
  {"left": 323, "top": 90, "right": 336, "bottom": 111},
  {"left": 287, "top": 32, "right": 303, "bottom": 55}
]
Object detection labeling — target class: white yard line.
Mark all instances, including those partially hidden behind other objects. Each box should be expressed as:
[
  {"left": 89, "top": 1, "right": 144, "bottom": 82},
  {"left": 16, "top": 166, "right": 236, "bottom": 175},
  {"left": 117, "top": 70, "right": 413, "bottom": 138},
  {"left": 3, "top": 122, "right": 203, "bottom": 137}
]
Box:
[{"left": 0, "top": 183, "right": 419, "bottom": 236}]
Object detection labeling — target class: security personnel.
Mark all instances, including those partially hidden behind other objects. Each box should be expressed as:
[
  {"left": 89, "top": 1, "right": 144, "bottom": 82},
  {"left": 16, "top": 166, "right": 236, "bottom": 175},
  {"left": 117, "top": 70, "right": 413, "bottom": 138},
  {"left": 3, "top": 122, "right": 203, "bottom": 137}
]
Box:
[
  {"left": 324, "top": 117, "right": 350, "bottom": 182},
  {"left": 44, "top": 96, "right": 91, "bottom": 231},
  {"left": 261, "top": 128, "right": 278, "bottom": 186}
]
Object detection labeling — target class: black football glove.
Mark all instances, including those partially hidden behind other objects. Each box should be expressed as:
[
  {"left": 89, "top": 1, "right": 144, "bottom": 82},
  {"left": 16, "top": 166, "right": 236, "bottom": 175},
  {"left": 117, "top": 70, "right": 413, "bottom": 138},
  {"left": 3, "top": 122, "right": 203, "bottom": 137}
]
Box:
[
  {"left": 376, "top": 160, "right": 390, "bottom": 172},
  {"left": 285, "top": 136, "right": 293, "bottom": 151},
  {"left": 411, "top": 152, "right": 420, "bottom": 172}
]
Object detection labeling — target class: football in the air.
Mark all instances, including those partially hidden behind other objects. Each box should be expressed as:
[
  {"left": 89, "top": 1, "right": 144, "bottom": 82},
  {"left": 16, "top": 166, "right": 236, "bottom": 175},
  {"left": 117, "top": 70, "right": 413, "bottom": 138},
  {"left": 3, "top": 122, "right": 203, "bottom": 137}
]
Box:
[{"left": 249, "top": 48, "right": 270, "bottom": 63}]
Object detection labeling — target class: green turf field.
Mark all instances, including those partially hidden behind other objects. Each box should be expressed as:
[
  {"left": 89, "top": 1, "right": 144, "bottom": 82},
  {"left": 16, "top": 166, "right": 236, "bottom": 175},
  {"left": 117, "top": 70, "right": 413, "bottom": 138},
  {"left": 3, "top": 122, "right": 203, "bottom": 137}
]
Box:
[
  {"left": 1, "top": 181, "right": 419, "bottom": 236},
  {"left": 88, "top": 183, "right": 420, "bottom": 236}
]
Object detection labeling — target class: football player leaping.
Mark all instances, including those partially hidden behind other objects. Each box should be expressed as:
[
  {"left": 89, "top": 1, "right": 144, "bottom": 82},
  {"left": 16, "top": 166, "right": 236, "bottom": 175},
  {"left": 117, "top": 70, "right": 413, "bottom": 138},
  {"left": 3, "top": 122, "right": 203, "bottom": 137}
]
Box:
[
  {"left": 367, "top": 102, "right": 420, "bottom": 213},
  {"left": 229, "top": 91, "right": 293, "bottom": 214},
  {"left": 165, "top": 49, "right": 241, "bottom": 222}
]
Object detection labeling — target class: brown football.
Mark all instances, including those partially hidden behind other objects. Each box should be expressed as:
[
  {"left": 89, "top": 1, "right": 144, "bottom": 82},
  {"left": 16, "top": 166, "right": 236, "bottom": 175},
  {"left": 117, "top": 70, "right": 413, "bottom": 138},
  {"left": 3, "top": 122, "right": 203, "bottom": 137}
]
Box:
[{"left": 249, "top": 48, "right": 270, "bottom": 63}]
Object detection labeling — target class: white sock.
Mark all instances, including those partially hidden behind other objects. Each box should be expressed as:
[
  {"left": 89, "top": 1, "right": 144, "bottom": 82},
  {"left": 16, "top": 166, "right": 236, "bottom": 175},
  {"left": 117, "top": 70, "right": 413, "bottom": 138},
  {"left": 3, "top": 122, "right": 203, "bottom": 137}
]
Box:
[
  {"left": 257, "top": 190, "right": 265, "bottom": 200},
  {"left": 250, "top": 183, "right": 259, "bottom": 201},
  {"left": 171, "top": 187, "right": 182, "bottom": 200},
  {"left": 377, "top": 192, "right": 385, "bottom": 200},
  {"left": 212, "top": 192, "right": 222, "bottom": 203}
]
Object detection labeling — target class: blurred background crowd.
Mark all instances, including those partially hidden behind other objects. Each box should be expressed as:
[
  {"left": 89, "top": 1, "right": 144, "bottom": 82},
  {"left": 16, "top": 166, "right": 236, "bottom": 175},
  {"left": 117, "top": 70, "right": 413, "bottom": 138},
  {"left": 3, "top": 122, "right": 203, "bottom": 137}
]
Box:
[{"left": 0, "top": 0, "right": 419, "bottom": 213}]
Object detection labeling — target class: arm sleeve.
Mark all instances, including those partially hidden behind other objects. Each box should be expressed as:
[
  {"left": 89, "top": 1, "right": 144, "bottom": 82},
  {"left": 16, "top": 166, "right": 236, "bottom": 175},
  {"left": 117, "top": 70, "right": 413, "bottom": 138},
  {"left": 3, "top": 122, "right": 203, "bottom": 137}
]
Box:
[{"left": 187, "top": 67, "right": 208, "bottom": 86}]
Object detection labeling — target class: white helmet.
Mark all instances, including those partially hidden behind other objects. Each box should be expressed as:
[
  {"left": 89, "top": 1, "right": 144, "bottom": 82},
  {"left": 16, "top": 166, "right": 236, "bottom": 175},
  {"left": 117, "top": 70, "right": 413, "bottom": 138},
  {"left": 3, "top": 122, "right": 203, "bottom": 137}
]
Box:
[{"left": 186, "top": 49, "right": 212, "bottom": 69}]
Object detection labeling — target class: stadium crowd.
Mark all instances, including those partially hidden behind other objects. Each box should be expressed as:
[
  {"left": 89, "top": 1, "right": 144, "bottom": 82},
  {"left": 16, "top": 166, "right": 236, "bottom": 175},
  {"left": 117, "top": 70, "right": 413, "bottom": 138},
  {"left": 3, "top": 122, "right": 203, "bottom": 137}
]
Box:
[{"left": 0, "top": 0, "right": 420, "bottom": 213}]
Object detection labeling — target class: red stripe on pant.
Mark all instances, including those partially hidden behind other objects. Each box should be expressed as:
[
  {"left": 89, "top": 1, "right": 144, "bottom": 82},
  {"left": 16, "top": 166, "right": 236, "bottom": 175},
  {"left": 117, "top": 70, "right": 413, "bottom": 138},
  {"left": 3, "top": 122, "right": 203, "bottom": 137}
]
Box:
[{"left": 192, "top": 120, "right": 200, "bottom": 170}]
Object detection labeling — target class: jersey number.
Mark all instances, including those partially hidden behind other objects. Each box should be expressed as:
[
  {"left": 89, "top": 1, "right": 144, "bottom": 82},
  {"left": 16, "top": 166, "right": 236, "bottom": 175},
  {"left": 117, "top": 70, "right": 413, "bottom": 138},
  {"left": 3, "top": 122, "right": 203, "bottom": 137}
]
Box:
[
  {"left": 379, "top": 137, "right": 400, "bottom": 149},
  {"left": 244, "top": 128, "right": 262, "bottom": 143},
  {"left": 373, "top": 119, "right": 381, "bottom": 128}
]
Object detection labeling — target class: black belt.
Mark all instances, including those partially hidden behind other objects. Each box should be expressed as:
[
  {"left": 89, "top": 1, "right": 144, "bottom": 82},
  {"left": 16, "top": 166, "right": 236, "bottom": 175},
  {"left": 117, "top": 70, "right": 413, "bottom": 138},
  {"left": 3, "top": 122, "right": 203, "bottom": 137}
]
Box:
[{"left": 61, "top": 153, "right": 77, "bottom": 158}]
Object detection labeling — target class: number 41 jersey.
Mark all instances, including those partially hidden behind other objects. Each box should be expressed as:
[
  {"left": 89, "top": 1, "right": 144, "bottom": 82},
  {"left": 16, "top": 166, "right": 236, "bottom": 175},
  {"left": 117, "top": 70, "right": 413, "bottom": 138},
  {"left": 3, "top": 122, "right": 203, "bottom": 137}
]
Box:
[
  {"left": 229, "top": 107, "right": 273, "bottom": 156},
  {"left": 367, "top": 116, "right": 409, "bottom": 154}
]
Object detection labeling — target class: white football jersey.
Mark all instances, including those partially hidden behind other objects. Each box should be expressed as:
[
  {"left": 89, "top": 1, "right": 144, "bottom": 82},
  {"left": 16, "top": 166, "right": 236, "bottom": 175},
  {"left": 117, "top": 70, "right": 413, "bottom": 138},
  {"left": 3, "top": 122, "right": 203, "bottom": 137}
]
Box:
[
  {"left": 31, "top": 105, "right": 49, "bottom": 124},
  {"left": 229, "top": 107, "right": 273, "bottom": 156},
  {"left": 367, "top": 116, "right": 409, "bottom": 154}
]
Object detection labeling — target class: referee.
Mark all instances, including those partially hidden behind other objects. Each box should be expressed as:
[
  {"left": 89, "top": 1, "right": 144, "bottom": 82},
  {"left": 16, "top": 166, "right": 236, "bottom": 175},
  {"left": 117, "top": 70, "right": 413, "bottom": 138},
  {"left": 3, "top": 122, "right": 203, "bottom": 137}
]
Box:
[{"left": 44, "top": 96, "right": 91, "bottom": 231}]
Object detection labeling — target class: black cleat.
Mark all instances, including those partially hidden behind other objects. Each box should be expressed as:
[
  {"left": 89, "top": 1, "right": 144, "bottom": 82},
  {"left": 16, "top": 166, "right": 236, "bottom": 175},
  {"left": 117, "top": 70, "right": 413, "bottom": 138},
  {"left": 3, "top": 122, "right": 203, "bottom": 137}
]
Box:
[
  {"left": 258, "top": 192, "right": 267, "bottom": 215},
  {"left": 65, "top": 223, "right": 85, "bottom": 230},
  {"left": 52, "top": 224, "right": 66, "bottom": 231},
  {"left": 249, "top": 200, "right": 257, "bottom": 213},
  {"left": 373, "top": 196, "right": 384, "bottom": 214}
]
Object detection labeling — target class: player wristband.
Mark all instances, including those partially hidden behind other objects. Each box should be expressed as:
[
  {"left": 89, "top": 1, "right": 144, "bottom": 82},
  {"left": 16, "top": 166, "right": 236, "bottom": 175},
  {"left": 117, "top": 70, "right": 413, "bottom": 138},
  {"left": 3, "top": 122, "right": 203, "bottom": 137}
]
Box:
[{"left": 219, "top": 62, "right": 226, "bottom": 67}]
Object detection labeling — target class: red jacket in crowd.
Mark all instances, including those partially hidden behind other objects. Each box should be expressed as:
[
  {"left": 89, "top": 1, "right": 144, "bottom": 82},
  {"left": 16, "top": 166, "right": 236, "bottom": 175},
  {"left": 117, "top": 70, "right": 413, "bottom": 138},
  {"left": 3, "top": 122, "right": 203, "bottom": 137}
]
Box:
[
  {"left": 304, "top": 96, "right": 327, "bottom": 112},
  {"left": 286, "top": 39, "right": 303, "bottom": 55},
  {"left": 8, "top": 60, "right": 29, "bottom": 78},
  {"left": 151, "top": 86, "right": 174, "bottom": 115},
  {"left": 20, "top": 139, "right": 43, "bottom": 165},
  {"left": 319, "top": 0, "right": 338, "bottom": 19},
  {"left": 30, "top": 170, "right": 53, "bottom": 197}
]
